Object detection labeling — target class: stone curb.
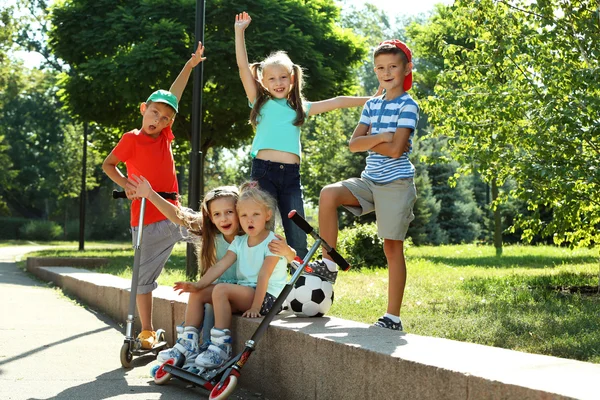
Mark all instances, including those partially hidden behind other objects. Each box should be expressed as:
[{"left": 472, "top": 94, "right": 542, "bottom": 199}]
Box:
[{"left": 25, "top": 259, "right": 599, "bottom": 400}]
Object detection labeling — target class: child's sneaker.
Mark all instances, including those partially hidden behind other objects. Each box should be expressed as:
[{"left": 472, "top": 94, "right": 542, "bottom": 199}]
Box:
[
  {"left": 137, "top": 330, "right": 157, "bottom": 349},
  {"left": 157, "top": 326, "right": 200, "bottom": 367},
  {"left": 373, "top": 316, "right": 403, "bottom": 331},
  {"left": 306, "top": 260, "right": 338, "bottom": 284},
  {"left": 195, "top": 328, "right": 232, "bottom": 369}
]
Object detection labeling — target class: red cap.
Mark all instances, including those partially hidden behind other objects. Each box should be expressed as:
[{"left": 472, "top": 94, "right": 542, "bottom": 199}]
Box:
[{"left": 379, "top": 39, "right": 413, "bottom": 91}]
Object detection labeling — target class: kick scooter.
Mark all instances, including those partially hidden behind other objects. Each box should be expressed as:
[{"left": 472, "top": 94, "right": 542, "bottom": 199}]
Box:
[
  {"left": 113, "top": 190, "right": 177, "bottom": 368},
  {"left": 152, "top": 210, "right": 350, "bottom": 399}
]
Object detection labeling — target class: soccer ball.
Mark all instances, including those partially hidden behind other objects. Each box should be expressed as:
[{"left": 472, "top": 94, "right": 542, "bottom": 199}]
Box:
[{"left": 287, "top": 274, "right": 334, "bottom": 317}]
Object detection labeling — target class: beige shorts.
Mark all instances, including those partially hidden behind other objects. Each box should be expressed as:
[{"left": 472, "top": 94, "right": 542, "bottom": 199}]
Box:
[
  {"left": 341, "top": 177, "right": 417, "bottom": 241},
  {"left": 131, "top": 219, "right": 183, "bottom": 294}
]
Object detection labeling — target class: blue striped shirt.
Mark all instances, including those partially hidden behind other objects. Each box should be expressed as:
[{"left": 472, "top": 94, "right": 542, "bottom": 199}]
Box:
[{"left": 359, "top": 93, "right": 419, "bottom": 183}]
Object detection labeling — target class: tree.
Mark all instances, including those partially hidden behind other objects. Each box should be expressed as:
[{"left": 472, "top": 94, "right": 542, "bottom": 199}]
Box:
[
  {"left": 409, "top": 0, "right": 600, "bottom": 249},
  {"left": 49, "top": 0, "right": 365, "bottom": 166},
  {"left": 0, "top": 66, "right": 101, "bottom": 219}
]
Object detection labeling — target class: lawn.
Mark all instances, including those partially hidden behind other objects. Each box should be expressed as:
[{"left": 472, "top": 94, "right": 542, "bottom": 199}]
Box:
[{"left": 23, "top": 242, "right": 600, "bottom": 363}]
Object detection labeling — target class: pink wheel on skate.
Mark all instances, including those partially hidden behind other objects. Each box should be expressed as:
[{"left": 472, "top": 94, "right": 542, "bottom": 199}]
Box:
[{"left": 153, "top": 358, "right": 175, "bottom": 385}]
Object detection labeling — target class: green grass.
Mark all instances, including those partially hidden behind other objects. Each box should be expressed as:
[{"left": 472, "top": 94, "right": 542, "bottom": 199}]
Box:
[{"left": 24, "top": 242, "right": 600, "bottom": 363}]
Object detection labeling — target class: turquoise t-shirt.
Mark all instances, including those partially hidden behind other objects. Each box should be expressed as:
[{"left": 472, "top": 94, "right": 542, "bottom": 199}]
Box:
[
  {"left": 250, "top": 98, "right": 312, "bottom": 158},
  {"left": 227, "top": 231, "right": 288, "bottom": 297},
  {"left": 214, "top": 233, "right": 238, "bottom": 284}
]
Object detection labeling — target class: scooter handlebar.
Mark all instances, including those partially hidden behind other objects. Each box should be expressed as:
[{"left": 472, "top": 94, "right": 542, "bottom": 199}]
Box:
[
  {"left": 288, "top": 210, "right": 350, "bottom": 271},
  {"left": 287, "top": 210, "right": 313, "bottom": 234}
]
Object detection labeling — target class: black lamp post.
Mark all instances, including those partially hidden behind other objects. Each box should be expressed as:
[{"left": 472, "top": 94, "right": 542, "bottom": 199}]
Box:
[{"left": 186, "top": 0, "right": 206, "bottom": 279}]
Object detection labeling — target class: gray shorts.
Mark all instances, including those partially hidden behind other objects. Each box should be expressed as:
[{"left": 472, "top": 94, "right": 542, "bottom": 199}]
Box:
[
  {"left": 131, "top": 219, "right": 183, "bottom": 294},
  {"left": 341, "top": 177, "right": 417, "bottom": 241}
]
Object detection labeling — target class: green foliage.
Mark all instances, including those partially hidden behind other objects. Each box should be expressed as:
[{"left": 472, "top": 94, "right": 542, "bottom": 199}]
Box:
[
  {"left": 337, "top": 222, "right": 386, "bottom": 268},
  {"left": 63, "top": 220, "right": 82, "bottom": 241},
  {"left": 20, "top": 219, "right": 64, "bottom": 241},
  {"left": 49, "top": 0, "right": 365, "bottom": 164},
  {"left": 415, "top": 0, "right": 600, "bottom": 247},
  {"left": 0, "top": 67, "right": 101, "bottom": 218},
  {"left": 0, "top": 217, "right": 30, "bottom": 240}
]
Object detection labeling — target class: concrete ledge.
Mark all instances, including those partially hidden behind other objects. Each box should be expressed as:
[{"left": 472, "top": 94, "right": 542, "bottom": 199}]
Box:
[
  {"left": 26, "top": 263, "right": 598, "bottom": 400},
  {"left": 27, "top": 257, "right": 108, "bottom": 269}
]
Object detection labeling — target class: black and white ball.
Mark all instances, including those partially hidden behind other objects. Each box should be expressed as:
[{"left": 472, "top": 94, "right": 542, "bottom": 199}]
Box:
[{"left": 287, "top": 274, "right": 334, "bottom": 317}]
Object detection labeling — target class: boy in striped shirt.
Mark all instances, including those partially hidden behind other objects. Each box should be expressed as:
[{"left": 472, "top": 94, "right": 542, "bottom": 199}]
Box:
[{"left": 310, "top": 40, "right": 418, "bottom": 331}]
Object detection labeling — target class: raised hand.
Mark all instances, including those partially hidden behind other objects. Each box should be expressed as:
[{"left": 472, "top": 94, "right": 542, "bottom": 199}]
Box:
[
  {"left": 189, "top": 41, "right": 206, "bottom": 68},
  {"left": 234, "top": 12, "right": 251, "bottom": 31},
  {"left": 126, "top": 174, "right": 152, "bottom": 199}
]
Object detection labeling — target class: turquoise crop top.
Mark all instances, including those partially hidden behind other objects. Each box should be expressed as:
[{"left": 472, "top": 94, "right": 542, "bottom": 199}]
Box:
[{"left": 250, "top": 98, "right": 312, "bottom": 158}]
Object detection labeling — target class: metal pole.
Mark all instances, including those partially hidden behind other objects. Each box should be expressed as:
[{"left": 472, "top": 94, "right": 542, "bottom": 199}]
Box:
[
  {"left": 186, "top": 0, "right": 206, "bottom": 280},
  {"left": 78, "top": 121, "right": 88, "bottom": 251}
]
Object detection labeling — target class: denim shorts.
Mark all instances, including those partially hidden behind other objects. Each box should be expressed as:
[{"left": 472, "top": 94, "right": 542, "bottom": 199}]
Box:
[{"left": 251, "top": 158, "right": 308, "bottom": 258}]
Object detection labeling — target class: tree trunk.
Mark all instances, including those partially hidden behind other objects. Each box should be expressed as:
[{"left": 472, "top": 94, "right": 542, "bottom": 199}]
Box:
[{"left": 492, "top": 179, "right": 502, "bottom": 256}]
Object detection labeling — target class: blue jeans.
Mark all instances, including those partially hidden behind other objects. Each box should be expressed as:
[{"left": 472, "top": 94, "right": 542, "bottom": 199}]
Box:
[{"left": 251, "top": 158, "right": 308, "bottom": 259}]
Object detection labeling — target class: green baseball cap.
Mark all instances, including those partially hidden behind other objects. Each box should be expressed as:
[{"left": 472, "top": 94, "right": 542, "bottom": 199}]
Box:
[{"left": 146, "top": 89, "right": 178, "bottom": 113}]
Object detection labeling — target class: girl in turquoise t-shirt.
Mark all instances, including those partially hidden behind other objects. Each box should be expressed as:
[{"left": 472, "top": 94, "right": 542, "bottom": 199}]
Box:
[
  {"left": 234, "top": 12, "right": 379, "bottom": 264},
  {"left": 176, "top": 182, "right": 289, "bottom": 371}
]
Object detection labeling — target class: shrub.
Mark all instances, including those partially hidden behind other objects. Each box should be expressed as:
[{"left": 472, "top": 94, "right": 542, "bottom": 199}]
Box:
[
  {"left": 64, "top": 220, "right": 83, "bottom": 241},
  {"left": 19, "top": 220, "right": 63, "bottom": 241},
  {"left": 0, "top": 217, "right": 30, "bottom": 240},
  {"left": 88, "top": 217, "right": 130, "bottom": 241},
  {"left": 337, "top": 222, "right": 386, "bottom": 269}
]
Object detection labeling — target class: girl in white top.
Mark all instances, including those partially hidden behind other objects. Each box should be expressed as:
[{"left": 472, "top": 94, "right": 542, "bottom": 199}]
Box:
[{"left": 176, "top": 181, "right": 289, "bottom": 370}]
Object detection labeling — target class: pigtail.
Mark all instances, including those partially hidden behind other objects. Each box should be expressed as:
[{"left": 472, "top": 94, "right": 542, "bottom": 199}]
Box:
[
  {"left": 249, "top": 62, "right": 271, "bottom": 128},
  {"left": 199, "top": 206, "right": 217, "bottom": 277},
  {"left": 288, "top": 64, "right": 306, "bottom": 126}
]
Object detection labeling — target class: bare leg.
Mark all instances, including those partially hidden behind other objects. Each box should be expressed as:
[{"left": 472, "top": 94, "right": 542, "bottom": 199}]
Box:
[
  {"left": 184, "top": 286, "right": 214, "bottom": 327},
  {"left": 137, "top": 292, "right": 153, "bottom": 331},
  {"left": 318, "top": 183, "right": 361, "bottom": 261},
  {"left": 384, "top": 239, "right": 406, "bottom": 316},
  {"left": 211, "top": 284, "right": 256, "bottom": 329}
]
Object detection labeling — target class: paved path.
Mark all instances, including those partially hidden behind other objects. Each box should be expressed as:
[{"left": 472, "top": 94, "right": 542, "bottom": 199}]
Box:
[{"left": 0, "top": 245, "right": 266, "bottom": 400}]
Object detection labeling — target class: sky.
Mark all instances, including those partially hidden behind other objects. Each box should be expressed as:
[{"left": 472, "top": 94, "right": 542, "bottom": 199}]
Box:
[
  {"left": 15, "top": 0, "right": 453, "bottom": 68},
  {"left": 339, "top": 0, "right": 453, "bottom": 19}
]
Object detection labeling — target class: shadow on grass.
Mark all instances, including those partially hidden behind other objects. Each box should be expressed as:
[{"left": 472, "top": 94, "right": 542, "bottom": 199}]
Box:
[
  {"left": 414, "top": 254, "right": 598, "bottom": 269},
  {"left": 458, "top": 273, "right": 600, "bottom": 362}
]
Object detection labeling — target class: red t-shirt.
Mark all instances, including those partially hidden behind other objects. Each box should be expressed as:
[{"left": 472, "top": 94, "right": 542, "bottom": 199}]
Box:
[{"left": 112, "top": 127, "right": 180, "bottom": 226}]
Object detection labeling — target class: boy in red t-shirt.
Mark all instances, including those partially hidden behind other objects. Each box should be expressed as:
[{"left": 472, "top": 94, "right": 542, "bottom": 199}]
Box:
[{"left": 102, "top": 42, "right": 206, "bottom": 349}]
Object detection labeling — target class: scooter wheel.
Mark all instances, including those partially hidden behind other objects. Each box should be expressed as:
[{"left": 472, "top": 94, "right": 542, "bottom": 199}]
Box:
[
  {"left": 150, "top": 364, "right": 160, "bottom": 378},
  {"left": 153, "top": 359, "right": 175, "bottom": 385},
  {"left": 120, "top": 342, "right": 133, "bottom": 368},
  {"left": 209, "top": 374, "right": 238, "bottom": 400}
]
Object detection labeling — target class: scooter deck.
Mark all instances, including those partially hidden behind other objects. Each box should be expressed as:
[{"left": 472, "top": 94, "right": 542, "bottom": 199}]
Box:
[
  {"left": 131, "top": 340, "right": 168, "bottom": 356},
  {"left": 163, "top": 363, "right": 213, "bottom": 389}
]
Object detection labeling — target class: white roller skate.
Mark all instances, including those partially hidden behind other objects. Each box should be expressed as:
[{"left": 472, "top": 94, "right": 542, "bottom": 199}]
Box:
[
  {"left": 194, "top": 328, "right": 232, "bottom": 371},
  {"left": 157, "top": 326, "right": 200, "bottom": 369}
]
